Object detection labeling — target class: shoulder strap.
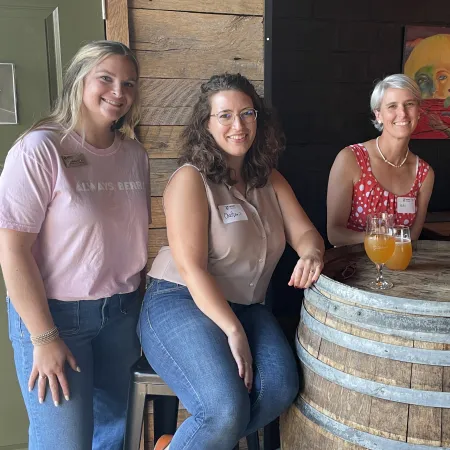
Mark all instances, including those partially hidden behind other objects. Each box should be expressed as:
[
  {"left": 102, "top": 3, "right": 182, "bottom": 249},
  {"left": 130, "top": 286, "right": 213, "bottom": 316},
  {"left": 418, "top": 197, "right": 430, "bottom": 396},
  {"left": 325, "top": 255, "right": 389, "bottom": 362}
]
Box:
[
  {"left": 416, "top": 157, "right": 431, "bottom": 186},
  {"left": 349, "top": 143, "right": 370, "bottom": 171}
]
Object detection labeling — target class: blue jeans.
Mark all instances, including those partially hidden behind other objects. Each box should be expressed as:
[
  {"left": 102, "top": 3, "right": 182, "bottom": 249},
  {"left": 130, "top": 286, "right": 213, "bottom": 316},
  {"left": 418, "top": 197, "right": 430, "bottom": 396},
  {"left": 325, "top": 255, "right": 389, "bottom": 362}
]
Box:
[
  {"left": 138, "top": 279, "right": 299, "bottom": 450},
  {"left": 7, "top": 291, "right": 141, "bottom": 450}
]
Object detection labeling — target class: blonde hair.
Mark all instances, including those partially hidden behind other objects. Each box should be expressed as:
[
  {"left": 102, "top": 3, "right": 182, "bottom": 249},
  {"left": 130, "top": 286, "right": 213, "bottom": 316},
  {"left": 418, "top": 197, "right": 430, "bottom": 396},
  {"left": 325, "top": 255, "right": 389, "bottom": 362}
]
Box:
[{"left": 18, "top": 40, "right": 140, "bottom": 142}]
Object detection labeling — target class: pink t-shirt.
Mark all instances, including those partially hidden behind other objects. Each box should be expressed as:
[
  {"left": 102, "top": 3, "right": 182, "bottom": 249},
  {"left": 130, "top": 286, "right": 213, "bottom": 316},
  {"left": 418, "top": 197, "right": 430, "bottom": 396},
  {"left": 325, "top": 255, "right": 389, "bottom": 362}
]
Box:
[{"left": 0, "top": 128, "right": 150, "bottom": 300}]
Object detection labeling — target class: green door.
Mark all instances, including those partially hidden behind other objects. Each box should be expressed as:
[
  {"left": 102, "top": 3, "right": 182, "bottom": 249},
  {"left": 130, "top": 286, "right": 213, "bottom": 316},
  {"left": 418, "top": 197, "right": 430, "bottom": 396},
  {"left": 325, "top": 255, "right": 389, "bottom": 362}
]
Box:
[{"left": 0, "top": 1, "right": 104, "bottom": 447}]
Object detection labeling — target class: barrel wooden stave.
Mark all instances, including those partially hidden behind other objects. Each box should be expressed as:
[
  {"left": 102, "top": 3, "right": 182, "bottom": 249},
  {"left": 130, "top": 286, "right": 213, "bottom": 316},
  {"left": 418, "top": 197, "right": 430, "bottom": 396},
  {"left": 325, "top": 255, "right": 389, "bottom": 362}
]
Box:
[
  {"left": 443, "top": 407, "right": 450, "bottom": 447},
  {"left": 300, "top": 303, "right": 413, "bottom": 388},
  {"left": 298, "top": 307, "right": 449, "bottom": 445},
  {"left": 281, "top": 242, "right": 450, "bottom": 449},
  {"left": 299, "top": 332, "right": 412, "bottom": 441},
  {"left": 282, "top": 405, "right": 363, "bottom": 450}
]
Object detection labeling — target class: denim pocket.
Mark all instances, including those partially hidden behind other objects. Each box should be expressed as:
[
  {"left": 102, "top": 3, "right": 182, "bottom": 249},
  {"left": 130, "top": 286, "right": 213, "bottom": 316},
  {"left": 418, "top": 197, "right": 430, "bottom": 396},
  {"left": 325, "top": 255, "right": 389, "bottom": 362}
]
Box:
[
  {"left": 119, "top": 289, "right": 140, "bottom": 315},
  {"left": 47, "top": 299, "right": 80, "bottom": 336},
  {"left": 6, "top": 296, "right": 25, "bottom": 341},
  {"left": 6, "top": 297, "right": 12, "bottom": 339}
]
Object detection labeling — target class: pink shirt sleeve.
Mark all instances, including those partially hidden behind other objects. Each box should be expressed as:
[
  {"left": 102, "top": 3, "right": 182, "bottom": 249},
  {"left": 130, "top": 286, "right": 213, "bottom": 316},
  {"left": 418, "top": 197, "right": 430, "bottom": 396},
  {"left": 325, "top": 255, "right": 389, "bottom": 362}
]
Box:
[{"left": 0, "top": 138, "right": 54, "bottom": 233}]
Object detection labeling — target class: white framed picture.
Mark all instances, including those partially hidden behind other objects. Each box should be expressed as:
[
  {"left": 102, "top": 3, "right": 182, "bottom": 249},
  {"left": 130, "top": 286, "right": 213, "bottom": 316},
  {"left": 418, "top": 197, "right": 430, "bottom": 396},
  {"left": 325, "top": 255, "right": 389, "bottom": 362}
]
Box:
[{"left": 0, "top": 63, "right": 18, "bottom": 125}]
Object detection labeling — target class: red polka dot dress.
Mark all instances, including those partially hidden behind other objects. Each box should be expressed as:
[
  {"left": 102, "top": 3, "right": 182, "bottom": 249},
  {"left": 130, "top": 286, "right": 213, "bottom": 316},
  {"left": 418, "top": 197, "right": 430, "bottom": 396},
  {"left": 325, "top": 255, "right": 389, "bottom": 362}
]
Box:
[{"left": 346, "top": 144, "right": 430, "bottom": 232}]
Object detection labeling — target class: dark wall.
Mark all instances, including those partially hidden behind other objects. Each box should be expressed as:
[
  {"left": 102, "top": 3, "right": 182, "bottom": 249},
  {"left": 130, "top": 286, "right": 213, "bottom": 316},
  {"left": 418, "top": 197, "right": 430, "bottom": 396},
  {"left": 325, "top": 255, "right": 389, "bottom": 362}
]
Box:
[{"left": 270, "top": 0, "right": 450, "bottom": 325}]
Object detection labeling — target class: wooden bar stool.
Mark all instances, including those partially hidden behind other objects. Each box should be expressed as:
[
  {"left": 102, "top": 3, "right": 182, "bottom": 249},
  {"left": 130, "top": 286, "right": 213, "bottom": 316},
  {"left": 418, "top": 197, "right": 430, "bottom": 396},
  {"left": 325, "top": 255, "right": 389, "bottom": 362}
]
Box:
[{"left": 124, "top": 355, "right": 275, "bottom": 450}]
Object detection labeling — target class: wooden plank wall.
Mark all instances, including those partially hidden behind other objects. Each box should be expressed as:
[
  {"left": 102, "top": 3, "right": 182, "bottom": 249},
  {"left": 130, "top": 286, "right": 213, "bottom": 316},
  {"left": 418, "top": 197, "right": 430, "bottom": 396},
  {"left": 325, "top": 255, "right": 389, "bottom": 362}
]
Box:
[{"left": 128, "top": 0, "right": 265, "bottom": 267}]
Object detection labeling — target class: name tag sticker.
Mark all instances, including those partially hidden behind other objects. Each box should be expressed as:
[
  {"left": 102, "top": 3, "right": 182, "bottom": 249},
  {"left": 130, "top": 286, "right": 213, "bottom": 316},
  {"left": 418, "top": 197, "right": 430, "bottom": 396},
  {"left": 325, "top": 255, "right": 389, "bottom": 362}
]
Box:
[
  {"left": 61, "top": 153, "right": 87, "bottom": 168},
  {"left": 218, "top": 204, "right": 248, "bottom": 224},
  {"left": 397, "top": 197, "right": 416, "bottom": 214}
]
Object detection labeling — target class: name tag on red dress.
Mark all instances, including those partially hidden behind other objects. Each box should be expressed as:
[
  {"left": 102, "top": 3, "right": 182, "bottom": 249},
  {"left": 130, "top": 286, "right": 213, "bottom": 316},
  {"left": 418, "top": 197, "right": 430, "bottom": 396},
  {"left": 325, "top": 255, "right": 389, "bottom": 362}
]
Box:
[{"left": 396, "top": 197, "right": 415, "bottom": 214}]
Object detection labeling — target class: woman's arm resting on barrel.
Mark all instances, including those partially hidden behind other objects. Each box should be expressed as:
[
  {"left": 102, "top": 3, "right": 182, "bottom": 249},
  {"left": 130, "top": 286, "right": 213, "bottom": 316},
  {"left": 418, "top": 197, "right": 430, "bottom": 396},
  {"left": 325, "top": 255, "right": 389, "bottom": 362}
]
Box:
[
  {"left": 0, "top": 228, "right": 79, "bottom": 405},
  {"left": 327, "top": 148, "right": 365, "bottom": 247},
  {"left": 410, "top": 166, "right": 435, "bottom": 240},
  {"left": 164, "top": 166, "right": 253, "bottom": 390},
  {"left": 270, "top": 170, "right": 325, "bottom": 289}
]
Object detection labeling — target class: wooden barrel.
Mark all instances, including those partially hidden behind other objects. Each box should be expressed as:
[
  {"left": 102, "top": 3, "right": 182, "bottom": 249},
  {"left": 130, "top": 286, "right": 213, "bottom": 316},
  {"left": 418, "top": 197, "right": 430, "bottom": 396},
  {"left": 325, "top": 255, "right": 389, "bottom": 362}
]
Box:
[{"left": 280, "top": 240, "right": 450, "bottom": 449}]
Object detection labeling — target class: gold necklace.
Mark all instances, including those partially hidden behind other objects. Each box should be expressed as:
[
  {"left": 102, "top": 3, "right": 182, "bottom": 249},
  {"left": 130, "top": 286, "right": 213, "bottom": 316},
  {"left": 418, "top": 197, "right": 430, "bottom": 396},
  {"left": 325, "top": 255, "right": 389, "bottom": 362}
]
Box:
[{"left": 376, "top": 137, "right": 409, "bottom": 168}]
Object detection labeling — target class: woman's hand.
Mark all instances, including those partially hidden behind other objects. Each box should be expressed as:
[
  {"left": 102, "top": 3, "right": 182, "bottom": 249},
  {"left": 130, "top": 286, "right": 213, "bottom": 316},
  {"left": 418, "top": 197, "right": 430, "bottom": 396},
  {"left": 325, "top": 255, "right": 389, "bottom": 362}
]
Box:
[
  {"left": 227, "top": 329, "right": 253, "bottom": 392},
  {"left": 28, "top": 338, "right": 80, "bottom": 406},
  {"left": 288, "top": 252, "right": 324, "bottom": 289}
]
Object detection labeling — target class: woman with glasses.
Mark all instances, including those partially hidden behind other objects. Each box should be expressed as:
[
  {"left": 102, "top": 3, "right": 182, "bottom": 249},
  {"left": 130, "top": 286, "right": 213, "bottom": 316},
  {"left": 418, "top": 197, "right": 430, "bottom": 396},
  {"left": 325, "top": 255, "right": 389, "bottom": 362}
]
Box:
[
  {"left": 139, "top": 73, "right": 324, "bottom": 450},
  {"left": 327, "top": 74, "right": 434, "bottom": 247}
]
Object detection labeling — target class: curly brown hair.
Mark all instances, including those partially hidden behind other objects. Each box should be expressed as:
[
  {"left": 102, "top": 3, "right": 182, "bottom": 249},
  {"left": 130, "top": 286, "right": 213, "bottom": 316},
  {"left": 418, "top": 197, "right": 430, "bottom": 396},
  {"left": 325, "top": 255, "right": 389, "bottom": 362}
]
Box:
[{"left": 179, "top": 73, "right": 285, "bottom": 188}]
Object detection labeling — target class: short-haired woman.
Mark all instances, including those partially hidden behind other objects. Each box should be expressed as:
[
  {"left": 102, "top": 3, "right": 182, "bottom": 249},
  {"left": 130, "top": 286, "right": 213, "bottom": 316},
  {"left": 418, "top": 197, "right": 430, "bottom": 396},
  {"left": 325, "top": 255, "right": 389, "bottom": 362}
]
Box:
[{"left": 327, "top": 74, "right": 434, "bottom": 247}]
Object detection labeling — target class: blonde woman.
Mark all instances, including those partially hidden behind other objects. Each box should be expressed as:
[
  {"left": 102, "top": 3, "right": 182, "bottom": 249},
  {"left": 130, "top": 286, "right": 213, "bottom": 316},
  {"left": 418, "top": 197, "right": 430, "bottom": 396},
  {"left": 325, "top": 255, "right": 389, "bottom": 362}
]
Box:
[{"left": 0, "top": 41, "right": 149, "bottom": 449}]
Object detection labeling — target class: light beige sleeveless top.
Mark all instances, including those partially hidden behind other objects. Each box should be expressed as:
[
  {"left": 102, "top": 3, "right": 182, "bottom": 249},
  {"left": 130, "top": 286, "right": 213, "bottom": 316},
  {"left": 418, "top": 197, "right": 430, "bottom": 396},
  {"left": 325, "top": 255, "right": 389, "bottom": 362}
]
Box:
[{"left": 149, "top": 164, "right": 286, "bottom": 305}]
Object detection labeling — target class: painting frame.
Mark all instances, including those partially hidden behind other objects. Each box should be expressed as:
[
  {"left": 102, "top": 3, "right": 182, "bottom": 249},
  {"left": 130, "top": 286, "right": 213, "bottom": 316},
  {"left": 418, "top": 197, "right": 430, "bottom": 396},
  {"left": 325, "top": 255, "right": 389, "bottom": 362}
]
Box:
[
  {"left": 402, "top": 25, "right": 450, "bottom": 139},
  {"left": 0, "top": 63, "right": 18, "bottom": 125}
]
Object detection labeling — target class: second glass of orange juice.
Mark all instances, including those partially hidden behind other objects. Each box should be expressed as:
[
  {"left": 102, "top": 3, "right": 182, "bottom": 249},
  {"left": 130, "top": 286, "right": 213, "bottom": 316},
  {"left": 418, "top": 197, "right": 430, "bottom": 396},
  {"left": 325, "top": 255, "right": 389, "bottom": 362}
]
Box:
[{"left": 385, "top": 226, "right": 412, "bottom": 270}]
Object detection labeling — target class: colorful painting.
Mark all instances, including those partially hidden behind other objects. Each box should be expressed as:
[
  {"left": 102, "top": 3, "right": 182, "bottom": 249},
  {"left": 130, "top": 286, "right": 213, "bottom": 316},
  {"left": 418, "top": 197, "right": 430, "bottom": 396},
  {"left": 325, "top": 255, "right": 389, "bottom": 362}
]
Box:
[{"left": 403, "top": 26, "right": 450, "bottom": 139}]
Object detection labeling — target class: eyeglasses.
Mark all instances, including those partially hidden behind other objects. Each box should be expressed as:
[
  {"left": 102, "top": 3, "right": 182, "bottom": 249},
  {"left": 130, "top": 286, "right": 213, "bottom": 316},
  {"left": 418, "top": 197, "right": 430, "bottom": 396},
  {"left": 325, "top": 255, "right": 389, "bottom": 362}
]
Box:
[{"left": 210, "top": 108, "right": 258, "bottom": 126}]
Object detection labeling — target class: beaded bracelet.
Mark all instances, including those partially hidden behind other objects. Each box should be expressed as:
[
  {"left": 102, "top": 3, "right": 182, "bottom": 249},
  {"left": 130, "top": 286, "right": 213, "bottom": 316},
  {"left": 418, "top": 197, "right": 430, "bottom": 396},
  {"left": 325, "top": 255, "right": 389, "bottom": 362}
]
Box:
[{"left": 30, "top": 326, "right": 59, "bottom": 346}]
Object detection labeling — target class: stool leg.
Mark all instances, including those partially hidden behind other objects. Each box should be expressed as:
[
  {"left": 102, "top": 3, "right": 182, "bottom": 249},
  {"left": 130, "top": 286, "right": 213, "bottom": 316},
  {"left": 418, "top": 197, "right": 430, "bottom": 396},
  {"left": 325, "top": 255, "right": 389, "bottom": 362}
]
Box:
[
  {"left": 263, "top": 418, "right": 280, "bottom": 450},
  {"left": 124, "top": 382, "right": 147, "bottom": 450},
  {"left": 246, "top": 431, "right": 260, "bottom": 450},
  {"left": 153, "top": 396, "right": 179, "bottom": 443}
]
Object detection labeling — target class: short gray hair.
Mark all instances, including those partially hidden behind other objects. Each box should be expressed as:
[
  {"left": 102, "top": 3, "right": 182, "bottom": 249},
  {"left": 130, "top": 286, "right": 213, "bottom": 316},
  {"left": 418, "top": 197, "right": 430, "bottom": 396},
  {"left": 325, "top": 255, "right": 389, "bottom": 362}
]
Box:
[{"left": 370, "top": 74, "right": 421, "bottom": 131}]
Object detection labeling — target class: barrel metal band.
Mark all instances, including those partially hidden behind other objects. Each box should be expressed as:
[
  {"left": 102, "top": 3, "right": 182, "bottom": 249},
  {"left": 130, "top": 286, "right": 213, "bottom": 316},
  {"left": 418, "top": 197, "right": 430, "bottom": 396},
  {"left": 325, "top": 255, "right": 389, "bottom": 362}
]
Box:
[
  {"left": 297, "top": 341, "right": 450, "bottom": 408},
  {"left": 315, "top": 275, "right": 450, "bottom": 317},
  {"left": 297, "top": 398, "right": 448, "bottom": 450},
  {"left": 305, "top": 288, "right": 450, "bottom": 343},
  {"left": 301, "top": 307, "right": 450, "bottom": 366}
]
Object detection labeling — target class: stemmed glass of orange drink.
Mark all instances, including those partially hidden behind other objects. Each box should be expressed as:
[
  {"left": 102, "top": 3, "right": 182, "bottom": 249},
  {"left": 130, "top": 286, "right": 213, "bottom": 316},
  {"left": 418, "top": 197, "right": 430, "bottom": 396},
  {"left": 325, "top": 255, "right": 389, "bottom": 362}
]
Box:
[
  {"left": 364, "top": 214, "right": 395, "bottom": 290},
  {"left": 385, "top": 226, "right": 412, "bottom": 270}
]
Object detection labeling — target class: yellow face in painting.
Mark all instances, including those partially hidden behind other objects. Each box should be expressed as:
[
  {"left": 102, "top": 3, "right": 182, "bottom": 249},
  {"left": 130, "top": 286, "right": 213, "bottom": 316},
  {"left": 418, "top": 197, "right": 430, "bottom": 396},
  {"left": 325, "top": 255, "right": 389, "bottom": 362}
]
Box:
[
  {"left": 435, "top": 69, "right": 450, "bottom": 98},
  {"left": 404, "top": 34, "right": 450, "bottom": 100}
]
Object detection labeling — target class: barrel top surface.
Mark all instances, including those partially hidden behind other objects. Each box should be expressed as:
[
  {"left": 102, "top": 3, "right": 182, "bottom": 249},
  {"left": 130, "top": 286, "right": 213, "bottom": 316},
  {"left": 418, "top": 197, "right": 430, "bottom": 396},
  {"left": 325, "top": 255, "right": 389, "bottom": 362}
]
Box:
[{"left": 320, "top": 240, "right": 450, "bottom": 302}]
